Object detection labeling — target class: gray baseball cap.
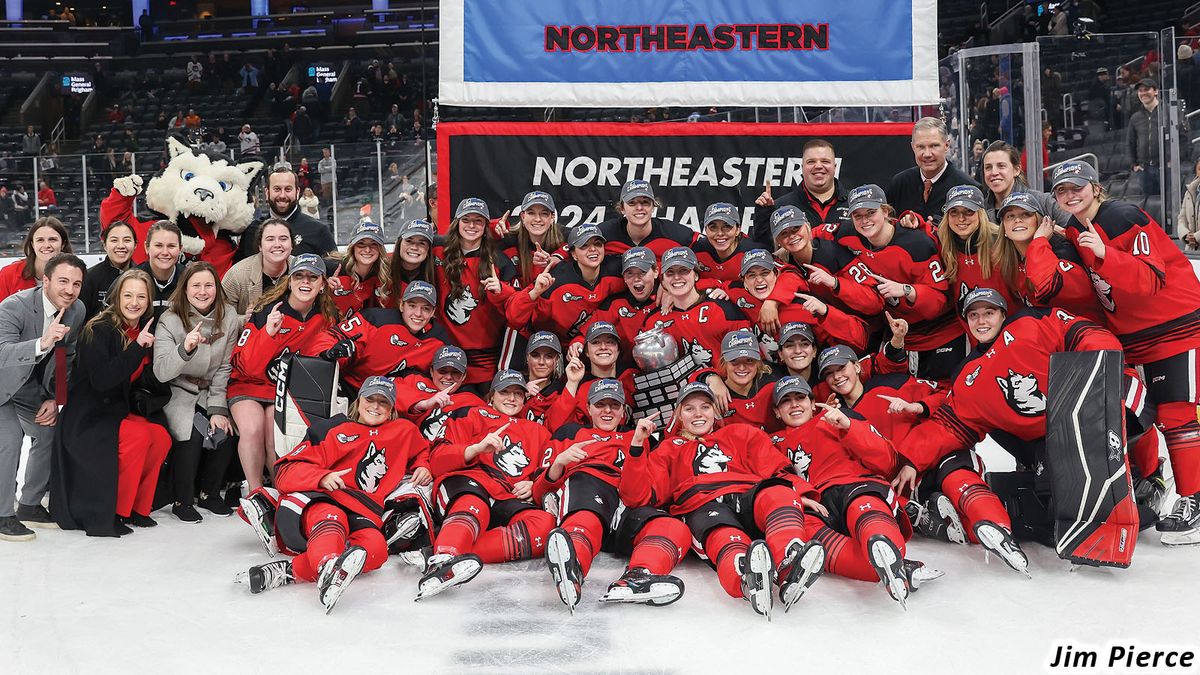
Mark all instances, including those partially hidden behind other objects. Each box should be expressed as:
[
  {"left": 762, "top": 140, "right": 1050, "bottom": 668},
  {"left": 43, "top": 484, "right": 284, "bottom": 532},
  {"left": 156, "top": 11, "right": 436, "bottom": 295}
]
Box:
[
  {"left": 348, "top": 220, "right": 387, "bottom": 247},
  {"left": 772, "top": 375, "right": 813, "bottom": 406},
  {"left": 431, "top": 345, "right": 468, "bottom": 373},
  {"left": 676, "top": 381, "right": 716, "bottom": 406},
  {"left": 721, "top": 330, "right": 761, "bottom": 362},
  {"left": 521, "top": 190, "right": 556, "bottom": 213},
  {"left": 454, "top": 197, "right": 490, "bottom": 221},
  {"left": 398, "top": 218, "right": 435, "bottom": 242},
  {"left": 289, "top": 253, "right": 326, "bottom": 277},
  {"left": 621, "top": 246, "right": 656, "bottom": 272},
  {"left": 490, "top": 369, "right": 526, "bottom": 393},
  {"left": 620, "top": 179, "right": 655, "bottom": 204},
  {"left": 817, "top": 344, "right": 859, "bottom": 376},
  {"left": 847, "top": 184, "right": 887, "bottom": 213},
  {"left": 704, "top": 202, "right": 739, "bottom": 227},
  {"left": 943, "top": 185, "right": 985, "bottom": 213},
  {"left": 997, "top": 192, "right": 1043, "bottom": 217},
  {"left": 660, "top": 247, "right": 698, "bottom": 272},
  {"left": 567, "top": 224, "right": 606, "bottom": 249},
  {"left": 401, "top": 280, "right": 437, "bottom": 306},
  {"left": 961, "top": 287, "right": 1008, "bottom": 317},
  {"left": 739, "top": 249, "right": 775, "bottom": 277},
  {"left": 358, "top": 375, "right": 397, "bottom": 406},
  {"left": 1050, "top": 161, "right": 1099, "bottom": 190},
  {"left": 526, "top": 331, "right": 562, "bottom": 355},
  {"left": 779, "top": 322, "right": 816, "bottom": 346},
  {"left": 769, "top": 205, "right": 809, "bottom": 242},
  {"left": 586, "top": 321, "right": 619, "bottom": 343},
  {"left": 588, "top": 378, "right": 626, "bottom": 405}
]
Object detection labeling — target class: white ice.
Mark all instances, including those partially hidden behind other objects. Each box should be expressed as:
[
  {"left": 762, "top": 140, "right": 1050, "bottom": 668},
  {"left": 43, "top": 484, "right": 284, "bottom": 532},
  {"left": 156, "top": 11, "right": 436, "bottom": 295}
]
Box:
[{"left": 5, "top": 448, "right": 1199, "bottom": 675}]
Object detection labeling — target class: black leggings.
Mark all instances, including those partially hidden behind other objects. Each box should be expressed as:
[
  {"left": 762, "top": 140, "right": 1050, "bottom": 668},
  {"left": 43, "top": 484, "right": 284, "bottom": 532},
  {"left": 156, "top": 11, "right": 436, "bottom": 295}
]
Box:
[{"left": 169, "top": 428, "right": 236, "bottom": 504}]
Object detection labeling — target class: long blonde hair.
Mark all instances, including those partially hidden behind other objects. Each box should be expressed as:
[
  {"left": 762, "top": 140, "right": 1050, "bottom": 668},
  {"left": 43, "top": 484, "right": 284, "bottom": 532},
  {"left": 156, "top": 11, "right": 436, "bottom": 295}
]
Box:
[
  {"left": 937, "top": 208, "right": 1001, "bottom": 281},
  {"left": 340, "top": 240, "right": 393, "bottom": 301},
  {"left": 253, "top": 272, "right": 340, "bottom": 327},
  {"left": 82, "top": 268, "right": 155, "bottom": 347}
]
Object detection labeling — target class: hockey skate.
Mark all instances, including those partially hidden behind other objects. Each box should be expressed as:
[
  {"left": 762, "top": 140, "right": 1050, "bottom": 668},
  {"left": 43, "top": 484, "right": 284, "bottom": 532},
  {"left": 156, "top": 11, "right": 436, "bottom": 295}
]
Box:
[
  {"left": 904, "top": 492, "right": 967, "bottom": 544},
  {"left": 902, "top": 559, "right": 945, "bottom": 591},
  {"left": 973, "top": 520, "right": 1032, "bottom": 577},
  {"left": 383, "top": 510, "right": 424, "bottom": 551},
  {"left": 1135, "top": 466, "right": 1171, "bottom": 530},
  {"left": 1158, "top": 493, "right": 1200, "bottom": 547},
  {"left": 544, "top": 528, "right": 585, "bottom": 612},
  {"left": 415, "top": 553, "right": 483, "bottom": 600},
  {"left": 316, "top": 546, "right": 368, "bottom": 615},
  {"left": 866, "top": 534, "right": 909, "bottom": 608},
  {"left": 234, "top": 560, "right": 293, "bottom": 594},
  {"left": 598, "top": 567, "right": 684, "bottom": 607},
  {"left": 738, "top": 540, "right": 775, "bottom": 621},
  {"left": 776, "top": 538, "right": 825, "bottom": 613},
  {"left": 396, "top": 545, "right": 432, "bottom": 573},
  {"left": 239, "top": 495, "right": 278, "bottom": 557}
]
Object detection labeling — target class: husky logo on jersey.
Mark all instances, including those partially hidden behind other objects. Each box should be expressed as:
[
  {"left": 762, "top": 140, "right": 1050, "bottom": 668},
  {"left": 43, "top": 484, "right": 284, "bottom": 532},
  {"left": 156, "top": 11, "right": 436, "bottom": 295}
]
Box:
[
  {"left": 615, "top": 446, "right": 626, "bottom": 468},
  {"left": 618, "top": 306, "right": 637, "bottom": 318},
  {"left": 355, "top": 442, "right": 388, "bottom": 492},
  {"left": 445, "top": 286, "right": 479, "bottom": 325},
  {"left": 390, "top": 335, "right": 408, "bottom": 347},
  {"left": 1087, "top": 269, "right": 1115, "bottom": 312},
  {"left": 562, "top": 292, "right": 584, "bottom": 302},
  {"left": 336, "top": 433, "right": 361, "bottom": 443},
  {"left": 996, "top": 369, "right": 1046, "bottom": 417},
  {"left": 684, "top": 339, "right": 713, "bottom": 367},
  {"left": 964, "top": 365, "right": 981, "bottom": 386},
  {"left": 693, "top": 442, "right": 732, "bottom": 474},
  {"left": 495, "top": 439, "right": 530, "bottom": 477},
  {"left": 570, "top": 311, "right": 589, "bottom": 335},
  {"left": 736, "top": 297, "right": 754, "bottom": 309},
  {"left": 756, "top": 329, "right": 779, "bottom": 357},
  {"left": 789, "top": 447, "right": 812, "bottom": 480},
  {"left": 420, "top": 408, "right": 449, "bottom": 441}
]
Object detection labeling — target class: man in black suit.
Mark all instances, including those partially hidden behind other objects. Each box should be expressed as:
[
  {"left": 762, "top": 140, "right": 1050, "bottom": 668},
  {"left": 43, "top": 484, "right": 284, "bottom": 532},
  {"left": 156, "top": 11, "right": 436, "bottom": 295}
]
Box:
[
  {"left": 885, "top": 117, "right": 979, "bottom": 224},
  {"left": 236, "top": 166, "right": 336, "bottom": 262}
]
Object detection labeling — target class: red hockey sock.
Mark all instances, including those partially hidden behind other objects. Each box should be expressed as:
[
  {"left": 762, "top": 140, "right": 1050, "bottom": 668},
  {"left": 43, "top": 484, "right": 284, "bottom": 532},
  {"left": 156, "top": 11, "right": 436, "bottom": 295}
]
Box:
[
  {"left": 1159, "top": 402, "right": 1200, "bottom": 496},
  {"left": 473, "top": 509, "right": 556, "bottom": 563},
  {"left": 434, "top": 494, "right": 490, "bottom": 557},
  {"left": 292, "top": 503, "right": 349, "bottom": 582},
  {"left": 627, "top": 516, "right": 690, "bottom": 575},
  {"left": 1130, "top": 426, "right": 1162, "bottom": 478},
  {"left": 561, "top": 510, "right": 604, "bottom": 576},
  {"left": 942, "top": 468, "right": 1011, "bottom": 544},
  {"left": 846, "top": 495, "right": 905, "bottom": 560},
  {"left": 752, "top": 485, "right": 809, "bottom": 565},
  {"left": 347, "top": 528, "right": 389, "bottom": 575},
  {"left": 810, "top": 525, "right": 878, "bottom": 582},
  {"left": 704, "top": 526, "right": 751, "bottom": 598}
]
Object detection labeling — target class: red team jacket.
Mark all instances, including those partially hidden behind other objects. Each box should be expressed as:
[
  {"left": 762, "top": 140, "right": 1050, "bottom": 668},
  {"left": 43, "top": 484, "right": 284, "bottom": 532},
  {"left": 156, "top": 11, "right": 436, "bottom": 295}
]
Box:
[
  {"left": 433, "top": 248, "right": 520, "bottom": 384},
  {"left": 1010, "top": 235, "right": 1103, "bottom": 322},
  {"left": 638, "top": 295, "right": 751, "bottom": 370},
  {"left": 692, "top": 237, "right": 758, "bottom": 284},
  {"left": 505, "top": 258, "right": 627, "bottom": 340},
  {"left": 599, "top": 217, "right": 699, "bottom": 259},
  {"left": 769, "top": 412, "right": 898, "bottom": 491},
  {"left": 726, "top": 269, "right": 870, "bottom": 353},
  {"left": 545, "top": 371, "right": 639, "bottom": 430},
  {"left": 329, "top": 275, "right": 384, "bottom": 318},
  {"left": 832, "top": 372, "right": 946, "bottom": 446},
  {"left": 430, "top": 406, "right": 552, "bottom": 502},
  {"left": 228, "top": 299, "right": 335, "bottom": 400},
  {"left": 532, "top": 423, "right": 636, "bottom": 501},
  {"left": 332, "top": 309, "right": 448, "bottom": 388},
  {"left": 393, "top": 372, "right": 487, "bottom": 439}
]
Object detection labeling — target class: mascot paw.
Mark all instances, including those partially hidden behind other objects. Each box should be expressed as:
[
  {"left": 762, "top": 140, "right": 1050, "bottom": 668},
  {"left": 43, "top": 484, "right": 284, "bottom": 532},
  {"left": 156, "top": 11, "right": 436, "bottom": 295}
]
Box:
[
  {"left": 114, "top": 174, "right": 144, "bottom": 197},
  {"left": 181, "top": 234, "right": 205, "bottom": 256}
]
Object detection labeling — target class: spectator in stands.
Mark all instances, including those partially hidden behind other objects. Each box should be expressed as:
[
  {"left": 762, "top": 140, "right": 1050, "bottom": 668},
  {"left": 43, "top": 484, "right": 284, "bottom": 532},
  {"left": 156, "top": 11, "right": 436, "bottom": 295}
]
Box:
[
  {"left": 318, "top": 147, "right": 335, "bottom": 198},
  {"left": 297, "top": 157, "right": 311, "bottom": 193},
  {"left": 969, "top": 139, "right": 986, "bottom": 185},
  {"left": 107, "top": 106, "right": 126, "bottom": 125},
  {"left": 138, "top": 9, "right": 153, "bottom": 41},
  {"left": 301, "top": 81, "right": 319, "bottom": 113},
  {"left": 121, "top": 128, "right": 139, "bottom": 153},
  {"left": 36, "top": 180, "right": 56, "bottom": 215},
  {"left": 223, "top": 217, "right": 293, "bottom": 316},
  {"left": 1180, "top": 157, "right": 1200, "bottom": 250},
  {"left": 235, "top": 167, "right": 335, "bottom": 262},
  {"left": 1128, "top": 78, "right": 1162, "bottom": 197},
  {"left": 1041, "top": 67, "right": 1063, "bottom": 128},
  {"left": 269, "top": 83, "right": 291, "bottom": 119},
  {"left": 120, "top": 152, "right": 134, "bottom": 176},
  {"left": 344, "top": 107, "right": 364, "bottom": 143},
  {"left": 385, "top": 104, "right": 405, "bottom": 132},
  {"left": 90, "top": 134, "right": 106, "bottom": 155},
  {"left": 407, "top": 117, "right": 428, "bottom": 142},
  {"left": 187, "top": 57, "right": 203, "bottom": 91},
  {"left": 425, "top": 181, "right": 437, "bottom": 223},
  {"left": 293, "top": 106, "right": 314, "bottom": 147},
  {"left": 12, "top": 184, "right": 30, "bottom": 224},
  {"left": 185, "top": 109, "right": 202, "bottom": 132},
  {"left": 298, "top": 188, "right": 320, "bottom": 219},
  {"left": 239, "top": 62, "right": 260, "bottom": 95},
  {"left": 1086, "top": 67, "right": 1113, "bottom": 128},
  {"left": 0, "top": 186, "right": 11, "bottom": 227},
  {"left": 1115, "top": 66, "right": 1138, "bottom": 126},
  {"left": 0, "top": 217, "right": 72, "bottom": 301},
  {"left": 21, "top": 126, "right": 40, "bottom": 157},
  {"left": 155, "top": 111, "right": 169, "bottom": 131},
  {"left": 1179, "top": 45, "right": 1197, "bottom": 114},
  {"left": 238, "top": 124, "right": 260, "bottom": 159},
  {"left": 58, "top": 7, "right": 74, "bottom": 24},
  {"left": 886, "top": 117, "right": 979, "bottom": 223},
  {"left": 169, "top": 108, "right": 187, "bottom": 130},
  {"left": 80, "top": 220, "right": 137, "bottom": 318},
  {"left": 385, "top": 124, "right": 403, "bottom": 152},
  {"left": 369, "top": 124, "right": 385, "bottom": 144}
]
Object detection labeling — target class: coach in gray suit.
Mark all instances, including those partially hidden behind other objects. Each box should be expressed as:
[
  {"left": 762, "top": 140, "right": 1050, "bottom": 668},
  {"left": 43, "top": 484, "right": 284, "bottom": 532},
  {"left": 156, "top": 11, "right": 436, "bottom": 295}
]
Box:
[{"left": 0, "top": 253, "right": 85, "bottom": 541}]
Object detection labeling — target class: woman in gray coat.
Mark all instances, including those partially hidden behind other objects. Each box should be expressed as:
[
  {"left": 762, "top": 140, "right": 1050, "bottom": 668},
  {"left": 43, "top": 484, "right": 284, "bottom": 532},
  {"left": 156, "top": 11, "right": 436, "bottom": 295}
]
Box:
[{"left": 153, "top": 262, "right": 242, "bottom": 522}]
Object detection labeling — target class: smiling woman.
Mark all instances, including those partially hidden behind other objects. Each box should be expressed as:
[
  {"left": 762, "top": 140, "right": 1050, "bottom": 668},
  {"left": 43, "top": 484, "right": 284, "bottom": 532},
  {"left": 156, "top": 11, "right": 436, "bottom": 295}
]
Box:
[{"left": 0, "top": 217, "right": 73, "bottom": 303}]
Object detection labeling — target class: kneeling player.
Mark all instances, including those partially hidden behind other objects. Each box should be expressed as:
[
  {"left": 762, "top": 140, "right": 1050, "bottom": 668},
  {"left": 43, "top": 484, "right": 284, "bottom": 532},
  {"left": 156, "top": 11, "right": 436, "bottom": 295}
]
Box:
[
  {"left": 416, "top": 370, "right": 560, "bottom": 599},
  {"left": 770, "top": 376, "right": 942, "bottom": 606},
  {"left": 535, "top": 379, "right": 692, "bottom": 611},
  {"left": 620, "top": 382, "right": 826, "bottom": 620},
  {"left": 235, "top": 377, "right": 431, "bottom": 613}
]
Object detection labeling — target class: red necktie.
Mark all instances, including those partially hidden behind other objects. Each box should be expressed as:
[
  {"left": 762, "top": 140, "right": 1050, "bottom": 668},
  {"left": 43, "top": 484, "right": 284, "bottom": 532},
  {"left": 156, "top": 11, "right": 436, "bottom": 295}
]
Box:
[
  {"left": 922, "top": 178, "right": 933, "bottom": 203},
  {"left": 54, "top": 345, "right": 67, "bottom": 406}
]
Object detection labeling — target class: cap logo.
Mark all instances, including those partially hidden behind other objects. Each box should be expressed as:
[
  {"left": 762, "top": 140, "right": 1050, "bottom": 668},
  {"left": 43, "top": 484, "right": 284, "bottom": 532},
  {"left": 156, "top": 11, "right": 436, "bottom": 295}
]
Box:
[
  {"left": 727, "top": 334, "right": 754, "bottom": 348},
  {"left": 850, "top": 187, "right": 873, "bottom": 201},
  {"left": 771, "top": 207, "right": 797, "bottom": 225},
  {"left": 1055, "top": 163, "right": 1082, "bottom": 177},
  {"left": 948, "top": 186, "right": 975, "bottom": 200}
]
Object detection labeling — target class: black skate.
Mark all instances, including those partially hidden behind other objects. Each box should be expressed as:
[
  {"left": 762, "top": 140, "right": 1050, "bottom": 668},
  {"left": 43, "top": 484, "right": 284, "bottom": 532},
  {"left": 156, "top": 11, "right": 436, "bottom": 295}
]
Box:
[
  {"left": 1134, "top": 466, "right": 1171, "bottom": 529},
  {"left": 316, "top": 546, "right": 368, "bottom": 615},
  {"left": 1157, "top": 493, "right": 1200, "bottom": 547},
  {"left": 234, "top": 560, "right": 293, "bottom": 594},
  {"left": 239, "top": 495, "right": 278, "bottom": 557},
  {"left": 738, "top": 540, "right": 775, "bottom": 621},
  {"left": 904, "top": 492, "right": 967, "bottom": 544},
  {"left": 383, "top": 510, "right": 424, "bottom": 551},
  {"left": 902, "top": 559, "right": 945, "bottom": 591},
  {"left": 598, "top": 567, "right": 684, "bottom": 607},
  {"left": 415, "top": 553, "right": 483, "bottom": 600},
  {"left": 776, "top": 538, "right": 825, "bottom": 613},
  {"left": 866, "top": 534, "right": 909, "bottom": 608},
  {"left": 544, "top": 528, "right": 585, "bottom": 612},
  {"left": 973, "top": 520, "right": 1032, "bottom": 577}
]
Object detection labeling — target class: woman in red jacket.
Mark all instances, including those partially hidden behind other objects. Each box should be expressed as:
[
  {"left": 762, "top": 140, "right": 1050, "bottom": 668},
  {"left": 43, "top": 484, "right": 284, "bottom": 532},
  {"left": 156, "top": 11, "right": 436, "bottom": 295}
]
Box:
[
  {"left": 328, "top": 220, "right": 390, "bottom": 317},
  {"left": 235, "top": 376, "right": 431, "bottom": 614},
  {"left": 416, "top": 370, "right": 557, "bottom": 600},
  {"left": 521, "top": 331, "right": 565, "bottom": 424},
  {"left": 388, "top": 219, "right": 437, "bottom": 304},
  {"left": 619, "top": 381, "right": 826, "bottom": 619},
  {"left": 332, "top": 280, "right": 447, "bottom": 389},
  {"left": 498, "top": 190, "right": 566, "bottom": 288},
  {"left": 394, "top": 345, "right": 486, "bottom": 442},
  {"left": 228, "top": 254, "right": 340, "bottom": 491},
  {"left": 0, "top": 217, "right": 72, "bottom": 302},
  {"left": 934, "top": 184, "right": 1010, "bottom": 311}
]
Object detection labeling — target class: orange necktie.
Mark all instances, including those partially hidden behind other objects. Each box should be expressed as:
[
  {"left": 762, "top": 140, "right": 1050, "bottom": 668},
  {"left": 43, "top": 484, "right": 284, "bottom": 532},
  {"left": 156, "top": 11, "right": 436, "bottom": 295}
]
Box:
[{"left": 922, "top": 178, "right": 933, "bottom": 203}]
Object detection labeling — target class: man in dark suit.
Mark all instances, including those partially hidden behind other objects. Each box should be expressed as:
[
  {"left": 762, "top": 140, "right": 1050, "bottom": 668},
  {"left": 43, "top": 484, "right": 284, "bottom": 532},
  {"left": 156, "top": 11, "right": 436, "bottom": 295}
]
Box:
[
  {"left": 236, "top": 167, "right": 336, "bottom": 262},
  {"left": 0, "top": 253, "right": 86, "bottom": 541},
  {"left": 885, "top": 117, "right": 979, "bottom": 224}
]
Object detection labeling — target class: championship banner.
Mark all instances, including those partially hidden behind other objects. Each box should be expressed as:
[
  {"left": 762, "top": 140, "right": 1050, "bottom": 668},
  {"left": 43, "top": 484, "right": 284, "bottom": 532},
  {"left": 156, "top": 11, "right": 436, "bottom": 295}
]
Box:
[
  {"left": 439, "top": 0, "right": 939, "bottom": 107},
  {"left": 436, "top": 121, "right": 915, "bottom": 232}
]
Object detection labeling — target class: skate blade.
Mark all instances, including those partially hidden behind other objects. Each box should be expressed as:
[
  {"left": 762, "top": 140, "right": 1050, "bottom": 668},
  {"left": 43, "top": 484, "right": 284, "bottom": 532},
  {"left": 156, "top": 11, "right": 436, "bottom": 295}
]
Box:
[
  {"left": 544, "top": 531, "right": 582, "bottom": 611},
  {"left": 782, "top": 543, "right": 826, "bottom": 613},
  {"left": 1160, "top": 530, "right": 1200, "bottom": 547},
  {"left": 415, "top": 558, "right": 482, "bottom": 601},
  {"left": 322, "top": 548, "right": 368, "bottom": 615},
  {"left": 976, "top": 524, "right": 1032, "bottom": 578},
  {"left": 744, "top": 542, "right": 774, "bottom": 621},
  {"left": 934, "top": 495, "right": 968, "bottom": 545},
  {"left": 598, "top": 581, "right": 683, "bottom": 607},
  {"left": 239, "top": 497, "right": 278, "bottom": 558}
]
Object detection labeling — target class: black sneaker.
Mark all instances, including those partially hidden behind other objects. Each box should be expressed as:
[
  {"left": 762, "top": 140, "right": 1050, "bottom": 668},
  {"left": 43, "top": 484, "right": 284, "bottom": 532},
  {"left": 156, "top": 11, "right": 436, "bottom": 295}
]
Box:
[
  {"left": 196, "top": 495, "right": 233, "bottom": 517},
  {"left": 223, "top": 485, "right": 242, "bottom": 511},
  {"left": 0, "top": 515, "right": 35, "bottom": 542},
  {"left": 172, "top": 503, "right": 203, "bottom": 524},
  {"left": 15, "top": 503, "right": 59, "bottom": 529},
  {"left": 113, "top": 517, "right": 133, "bottom": 536},
  {"left": 123, "top": 513, "right": 157, "bottom": 528}
]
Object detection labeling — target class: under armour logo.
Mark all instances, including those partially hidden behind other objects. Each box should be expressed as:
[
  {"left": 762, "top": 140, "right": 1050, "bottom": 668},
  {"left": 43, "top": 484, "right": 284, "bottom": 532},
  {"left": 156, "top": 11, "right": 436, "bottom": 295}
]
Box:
[
  {"left": 468, "top": 505, "right": 480, "bottom": 514},
  {"left": 858, "top": 503, "right": 870, "bottom": 511},
  {"left": 369, "top": 429, "right": 380, "bottom": 436}
]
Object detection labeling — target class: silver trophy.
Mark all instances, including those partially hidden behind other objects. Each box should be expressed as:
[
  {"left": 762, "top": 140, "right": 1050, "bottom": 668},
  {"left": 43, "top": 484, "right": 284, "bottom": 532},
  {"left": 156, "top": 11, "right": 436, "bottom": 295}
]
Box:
[{"left": 632, "top": 327, "right": 679, "bottom": 371}]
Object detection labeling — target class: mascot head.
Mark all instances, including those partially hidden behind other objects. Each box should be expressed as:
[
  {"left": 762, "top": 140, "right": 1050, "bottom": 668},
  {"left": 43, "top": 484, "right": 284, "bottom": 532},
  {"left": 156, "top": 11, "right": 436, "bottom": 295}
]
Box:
[{"left": 144, "top": 137, "right": 262, "bottom": 247}]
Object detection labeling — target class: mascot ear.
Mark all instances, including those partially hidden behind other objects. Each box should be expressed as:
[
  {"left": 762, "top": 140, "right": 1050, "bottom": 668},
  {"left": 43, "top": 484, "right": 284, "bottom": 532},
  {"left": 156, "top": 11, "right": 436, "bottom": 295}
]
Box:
[
  {"left": 238, "top": 160, "right": 265, "bottom": 184},
  {"left": 167, "top": 136, "right": 191, "bottom": 158}
]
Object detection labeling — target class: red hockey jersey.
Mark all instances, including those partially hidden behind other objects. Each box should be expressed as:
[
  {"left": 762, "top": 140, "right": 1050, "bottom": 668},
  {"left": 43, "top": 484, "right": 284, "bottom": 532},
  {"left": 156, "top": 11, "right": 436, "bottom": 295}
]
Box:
[
  {"left": 433, "top": 247, "right": 520, "bottom": 384},
  {"left": 332, "top": 309, "right": 448, "bottom": 388},
  {"left": 227, "top": 298, "right": 335, "bottom": 400},
  {"left": 599, "top": 216, "right": 698, "bottom": 259},
  {"left": 532, "top": 423, "right": 636, "bottom": 500},
  {"left": 430, "top": 406, "right": 552, "bottom": 501},
  {"left": 505, "top": 258, "right": 626, "bottom": 340},
  {"left": 768, "top": 412, "right": 898, "bottom": 491}
]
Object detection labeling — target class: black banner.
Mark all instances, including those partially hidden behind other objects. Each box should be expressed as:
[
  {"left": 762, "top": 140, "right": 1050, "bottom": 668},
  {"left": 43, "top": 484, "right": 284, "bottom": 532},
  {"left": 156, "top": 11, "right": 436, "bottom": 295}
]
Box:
[{"left": 436, "top": 121, "right": 915, "bottom": 232}]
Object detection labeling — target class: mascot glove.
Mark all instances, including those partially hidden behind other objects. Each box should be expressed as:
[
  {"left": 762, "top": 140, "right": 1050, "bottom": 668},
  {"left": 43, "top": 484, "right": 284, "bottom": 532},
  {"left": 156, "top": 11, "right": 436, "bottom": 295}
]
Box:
[{"left": 114, "top": 174, "right": 144, "bottom": 197}]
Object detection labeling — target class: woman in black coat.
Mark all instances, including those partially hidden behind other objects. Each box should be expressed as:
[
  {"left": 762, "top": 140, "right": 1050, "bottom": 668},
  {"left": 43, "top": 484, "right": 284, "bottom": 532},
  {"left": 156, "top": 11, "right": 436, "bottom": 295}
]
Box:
[{"left": 50, "top": 269, "right": 172, "bottom": 537}]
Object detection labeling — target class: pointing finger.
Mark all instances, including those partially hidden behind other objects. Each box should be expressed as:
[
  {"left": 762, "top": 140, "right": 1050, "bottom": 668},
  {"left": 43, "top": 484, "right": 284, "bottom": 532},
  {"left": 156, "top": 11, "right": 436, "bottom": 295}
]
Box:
[
  {"left": 885, "top": 311, "right": 897, "bottom": 324},
  {"left": 333, "top": 264, "right": 343, "bottom": 278},
  {"left": 495, "top": 422, "right": 511, "bottom": 435},
  {"left": 763, "top": 178, "right": 773, "bottom": 197},
  {"left": 273, "top": 302, "right": 284, "bottom": 313},
  {"left": 334, "top": 468, "right": 352, "bottom": 476},
  {"left": 142, "top": 317, "right": 155, "bottom": 332}
]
